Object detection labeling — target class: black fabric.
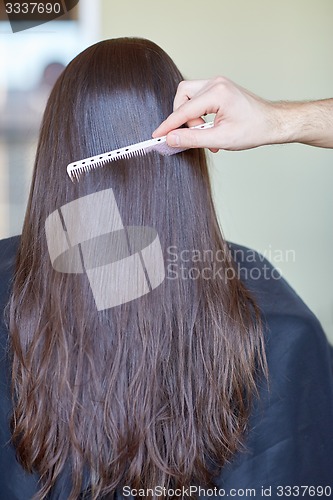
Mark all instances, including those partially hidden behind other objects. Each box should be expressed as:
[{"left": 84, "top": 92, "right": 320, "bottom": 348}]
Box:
[
  {"left": 0, "top": 236, "right": 39, "bottom": 498},
  {"left": 0, "top": 236, "right": 332, "bottom": 500}
]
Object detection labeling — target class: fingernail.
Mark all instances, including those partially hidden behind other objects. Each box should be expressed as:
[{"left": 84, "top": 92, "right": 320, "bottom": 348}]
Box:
[{"left": 168, "top": 133, "right": 180, "bottom": 147}]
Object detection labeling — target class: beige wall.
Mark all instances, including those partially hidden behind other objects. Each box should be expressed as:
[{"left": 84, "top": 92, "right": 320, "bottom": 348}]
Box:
[{"left": 101, "top": 0, "right": 333, "bottom": 340}]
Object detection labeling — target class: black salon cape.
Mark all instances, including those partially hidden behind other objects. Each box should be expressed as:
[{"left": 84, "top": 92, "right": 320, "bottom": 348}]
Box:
[{"left": 1, "top": 236, "right": 333, "bottom": 500}]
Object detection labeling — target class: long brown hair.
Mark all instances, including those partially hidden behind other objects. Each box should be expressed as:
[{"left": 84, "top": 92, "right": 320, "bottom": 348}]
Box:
[{"left": 8, "top": 38, "right": 266, "bottom": 499}]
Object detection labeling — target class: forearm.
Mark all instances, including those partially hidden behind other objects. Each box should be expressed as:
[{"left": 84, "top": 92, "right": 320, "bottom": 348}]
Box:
[{"left": 270, "top": 99, "right": 333, "bottom": 148}]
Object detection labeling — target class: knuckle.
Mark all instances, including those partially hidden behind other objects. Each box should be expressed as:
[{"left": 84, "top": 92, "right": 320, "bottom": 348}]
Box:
[
  {"left": 177, "top": 80, "right": 187, "bottom": 91},
  {"left": 213, "top": 76, "right": 227, "bottom": 86},
  {"left": 213, "top": 78, "right": 230, "bottom": 98}
]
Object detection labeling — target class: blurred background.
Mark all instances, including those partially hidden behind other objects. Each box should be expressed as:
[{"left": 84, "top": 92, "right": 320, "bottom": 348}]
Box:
[{"left": 0, "top": 0, "right": 332, "bottom": 340}]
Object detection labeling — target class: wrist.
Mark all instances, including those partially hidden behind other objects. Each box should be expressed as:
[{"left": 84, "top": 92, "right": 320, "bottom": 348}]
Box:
[{"left": 266, "top": 101, "right": 301, "bottom": 145}]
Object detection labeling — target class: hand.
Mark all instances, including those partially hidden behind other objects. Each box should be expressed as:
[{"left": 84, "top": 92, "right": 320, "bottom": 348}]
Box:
[
  {"left": 153, "top": 76, "right": 278, "bottom": 151},
  {"left": 153, "top": 77, "right": 333, "bottom": 150}
]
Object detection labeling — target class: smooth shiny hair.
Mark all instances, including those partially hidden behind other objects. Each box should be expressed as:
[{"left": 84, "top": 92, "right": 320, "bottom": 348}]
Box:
[{"left": 8, "top": 38, "right": 267, "bottom": 499}]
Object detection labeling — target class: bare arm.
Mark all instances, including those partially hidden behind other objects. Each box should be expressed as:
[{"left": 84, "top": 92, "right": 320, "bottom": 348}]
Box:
[
  {"left": 153, "top": 77, "right": 333, "bottom": 151},
  {"left": 271, "top": 99, "right": 333, "bottom": 148}
]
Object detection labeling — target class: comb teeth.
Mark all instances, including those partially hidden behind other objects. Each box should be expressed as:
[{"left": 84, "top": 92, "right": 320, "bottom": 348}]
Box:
[
  {"left": 67, "top": 142, "right": 162, "bottom": 181},
  {"left": 67, "top": 121, "right": 214, "bottom": 182}
]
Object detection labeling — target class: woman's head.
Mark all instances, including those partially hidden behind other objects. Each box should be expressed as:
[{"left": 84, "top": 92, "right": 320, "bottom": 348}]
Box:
[
  {"left": 9, "top": 38, "right": 266, "bottom": 499},
  {"left": 32, "top": 37, "right": 189, "bottom": 202},
  {"left": 29, "top": 38, "right": 216, "bottom": 251}
]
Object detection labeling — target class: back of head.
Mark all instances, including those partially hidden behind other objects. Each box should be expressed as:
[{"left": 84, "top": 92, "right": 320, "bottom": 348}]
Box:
[{"left": 9, "top": 38, "right": 266, "bottom": 499}]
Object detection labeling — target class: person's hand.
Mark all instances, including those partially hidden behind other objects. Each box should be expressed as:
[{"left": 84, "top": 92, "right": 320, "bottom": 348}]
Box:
[
  {"left": 153, "top": 76, "right": 278, "bottom": 151},
  {"left": 153, "top": 77, "right": 333, "bottom": 150}
]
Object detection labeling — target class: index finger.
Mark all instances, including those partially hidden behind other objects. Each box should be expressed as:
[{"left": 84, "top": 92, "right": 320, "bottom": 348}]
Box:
[
  {"left": 153, "top": 90, "right": 219, "bottom": 137},
  {"left": 152, "top": 113, "right": 205, "bottom": 138},
  {"left": 152, "top": 80, "right": 208, "bottom": 137},
  {"left": 172, "top": 79, "right": 209, "bottom": 112}
]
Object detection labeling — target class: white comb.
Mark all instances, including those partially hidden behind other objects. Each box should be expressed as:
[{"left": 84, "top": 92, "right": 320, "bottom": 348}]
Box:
[{"left": 67, "top": 121, "right": 214, "bottom": 182}]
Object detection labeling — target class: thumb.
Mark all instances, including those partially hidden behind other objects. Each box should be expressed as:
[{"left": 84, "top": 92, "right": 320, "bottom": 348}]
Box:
[{"left": 166, "top": 128, "right": 211, "bottom": 149}]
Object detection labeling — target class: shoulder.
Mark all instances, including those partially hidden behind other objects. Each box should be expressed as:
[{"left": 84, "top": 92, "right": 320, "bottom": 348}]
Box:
[
  {"left": 0, "top": 234, "right": 20, "bottom": 370},
  {"left": 0, "top": 235, "right": 20, "bottom": 314},
  {"left": 0, "top": 235, "right": 20, "bottom": 275},
  {"left": 228, "top": 241, "right": 322, "bottom": 324},
  {"left": 218, "top": 243, "right": 333, "bottom": 487},
  {"left": 228, "top": 241, "right": 332, "bottom": 400},
  {"left": 0, "top": 235, "right": 20, "bottom": 378}
]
